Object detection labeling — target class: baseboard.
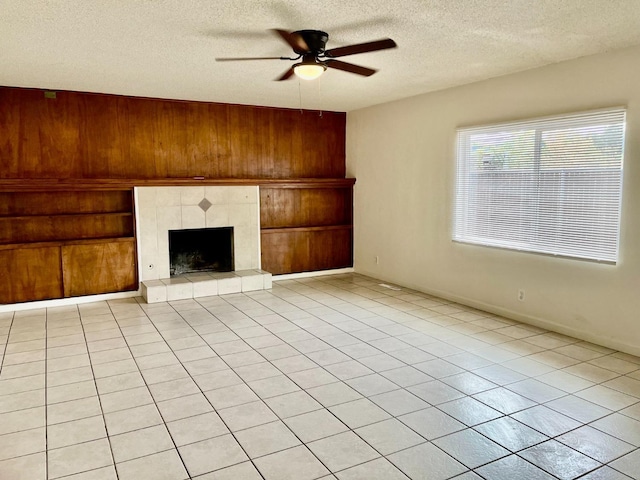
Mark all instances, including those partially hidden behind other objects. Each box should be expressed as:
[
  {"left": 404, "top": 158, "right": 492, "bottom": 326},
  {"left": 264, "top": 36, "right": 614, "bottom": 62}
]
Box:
[
  {"left": 0, "top": 290, "right": 142, "bottom": 314},
  {"left": 274, "top": 267, "right": 355, "bottom": 281},
  {"left": 0, "top": 267, "right": 354, "bottom": 313},
  {"left": 355, "top": 268, "right": 640, "bottom": 357}
]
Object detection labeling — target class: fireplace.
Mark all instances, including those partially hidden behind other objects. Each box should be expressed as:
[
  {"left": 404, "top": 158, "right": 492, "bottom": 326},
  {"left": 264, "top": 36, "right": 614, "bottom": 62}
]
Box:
[
  {"left": 136, "top": 186, "right": 270, "bottom": 303},
  {"left": 135, "top": 186, "right": 260, "bottom": 281},
  {"left": 169, "top": 227, "right": 234, "bottom": 276}
]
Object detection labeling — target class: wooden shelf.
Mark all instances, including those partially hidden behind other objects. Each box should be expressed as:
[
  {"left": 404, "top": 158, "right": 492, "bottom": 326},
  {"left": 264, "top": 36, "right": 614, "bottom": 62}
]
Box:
[
  {"left": 0, "top": 188, "right": 137, "bottom": 303},
  {"left": 0, "top": 178, "right": 356, "bottom": 192},
  {"left": 0, "top": 236, "right": 135, "bottom": 251},
  {"left": 260, "top": 185, "right": 353, "bottom": 231},
  {"left": 262, "top": 225, "right": 352, "bottom": 234},
  {"left": 259, "top": 183, "right": 353, "bottom": 275},
  {"left": 0, "top": 212, "right": 133, "bottom": 220}
]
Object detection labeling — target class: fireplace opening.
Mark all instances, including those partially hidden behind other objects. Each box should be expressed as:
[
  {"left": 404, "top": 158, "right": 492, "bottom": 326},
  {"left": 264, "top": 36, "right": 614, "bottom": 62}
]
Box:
[{"left": 169, "top": 227, "right": 234, "bottom": 276}]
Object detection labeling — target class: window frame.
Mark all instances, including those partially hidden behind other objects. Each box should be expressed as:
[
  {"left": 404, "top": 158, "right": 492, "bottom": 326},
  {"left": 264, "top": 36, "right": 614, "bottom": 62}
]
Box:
[{"left": 453, "top": 107, "right": 626, "bottom": 264}]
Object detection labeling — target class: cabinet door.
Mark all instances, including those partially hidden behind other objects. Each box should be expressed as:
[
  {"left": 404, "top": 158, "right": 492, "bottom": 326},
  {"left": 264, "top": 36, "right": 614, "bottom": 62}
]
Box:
[
  {"left": 0, "top": 247, "right": 63, "bottom": 303},
  {"left": 261, "top": 227, "right": 352, "bottom": 275},
  {"left": 61, "top": 240, "right": 137, "bottom": 297}
]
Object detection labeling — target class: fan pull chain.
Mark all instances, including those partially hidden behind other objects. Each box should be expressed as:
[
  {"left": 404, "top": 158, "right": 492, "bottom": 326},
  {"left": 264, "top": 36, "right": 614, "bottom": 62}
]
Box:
[
  {"left": 317, "top": 77, "right": 323, "bottom": 117},
  {"left": 298, "top": 78, "right": 303, "bottom": 114}
]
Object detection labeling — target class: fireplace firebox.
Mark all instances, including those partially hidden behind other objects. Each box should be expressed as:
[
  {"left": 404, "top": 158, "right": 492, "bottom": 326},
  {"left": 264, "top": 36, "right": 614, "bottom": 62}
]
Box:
[{"left": 169, "top": 227, "right": 234, "bottom": 276}]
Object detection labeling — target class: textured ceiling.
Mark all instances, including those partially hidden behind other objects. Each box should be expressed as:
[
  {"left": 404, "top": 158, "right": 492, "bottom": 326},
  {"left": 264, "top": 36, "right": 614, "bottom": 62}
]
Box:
[{"left": 2, "top": 0, "right": 640, "bottom": 112}]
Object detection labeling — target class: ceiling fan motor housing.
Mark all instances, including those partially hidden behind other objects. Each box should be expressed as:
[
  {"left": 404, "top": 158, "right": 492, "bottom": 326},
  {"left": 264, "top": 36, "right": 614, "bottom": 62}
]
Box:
[{"left": 293, "top": 30, "right": 329, "bottom": 53}]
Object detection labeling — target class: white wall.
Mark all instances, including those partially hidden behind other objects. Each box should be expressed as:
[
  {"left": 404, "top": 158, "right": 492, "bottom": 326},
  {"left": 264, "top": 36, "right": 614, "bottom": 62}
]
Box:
[{"left": 347, "top": 45, "right": 640, "bottom": 355}]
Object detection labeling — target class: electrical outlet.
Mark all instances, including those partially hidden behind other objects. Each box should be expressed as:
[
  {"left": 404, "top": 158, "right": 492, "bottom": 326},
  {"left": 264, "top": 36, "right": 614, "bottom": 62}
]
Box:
[
  {"left": 518, "top": 289, "right": 525, "bottom": 301},
  {"left": 375, "top": 255, "right": 379, "bottom": 265}
]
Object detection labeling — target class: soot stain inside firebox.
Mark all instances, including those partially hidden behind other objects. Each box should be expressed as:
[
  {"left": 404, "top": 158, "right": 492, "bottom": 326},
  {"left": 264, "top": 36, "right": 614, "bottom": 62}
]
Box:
[{"left": 169, "top": 227, "right": 234, "bottom": 276}]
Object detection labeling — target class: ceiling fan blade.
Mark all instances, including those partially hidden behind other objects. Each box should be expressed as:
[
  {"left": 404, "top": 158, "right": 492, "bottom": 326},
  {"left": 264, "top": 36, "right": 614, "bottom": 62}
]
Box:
[
  {"left": 324, "top": 38, "right": 396, "bottom": 58},
  {"left": 272, "top": 29, "right": 309, "bottom": 54},
  {"left": 325, "top": 60, "right": 376, "bottom": 77},
  {"left": 215, "top": 57, "right": 284, "bottom": 62},
  {"left": 276, "top": 67, "right": 296, "bottom": 81}
]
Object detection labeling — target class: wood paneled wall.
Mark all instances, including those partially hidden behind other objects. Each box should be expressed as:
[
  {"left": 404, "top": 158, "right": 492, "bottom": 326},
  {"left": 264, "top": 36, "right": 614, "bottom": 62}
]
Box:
[
  {"left": 0, "top": 86, "right": 351, "bottom": 301},
  {"left": 0, "top": 87, "right": 346, "bottom": 179}
]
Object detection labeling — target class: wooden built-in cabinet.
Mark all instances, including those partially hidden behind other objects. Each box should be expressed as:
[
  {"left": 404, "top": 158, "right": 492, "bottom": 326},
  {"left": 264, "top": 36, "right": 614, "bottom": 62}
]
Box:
[
  {"left": 61, "top": 240, "right": 137, "bottom": 298},
  {"left": 0, "top": 87, "right": 352, "bottom": 301},
  {"left": 0, "top": 189, "right": 137, "bottom": 304},
  {"left": 0, "top": 246, "right": 63, "bottom": 304},
  {"left": 260, "top": 180, "right": 354, "bottom": 275}
]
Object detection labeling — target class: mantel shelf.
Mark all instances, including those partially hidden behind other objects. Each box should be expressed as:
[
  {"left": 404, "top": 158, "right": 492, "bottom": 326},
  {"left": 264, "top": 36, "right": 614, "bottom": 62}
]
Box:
[{"left": 0, "top": 178, "right": 356, "bottom": 192}]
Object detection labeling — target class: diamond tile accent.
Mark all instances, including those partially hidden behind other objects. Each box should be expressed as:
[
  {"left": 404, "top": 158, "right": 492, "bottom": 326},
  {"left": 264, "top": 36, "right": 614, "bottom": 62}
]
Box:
[{"left": 198, "top": 197, "right": 212, "bottom": 212}]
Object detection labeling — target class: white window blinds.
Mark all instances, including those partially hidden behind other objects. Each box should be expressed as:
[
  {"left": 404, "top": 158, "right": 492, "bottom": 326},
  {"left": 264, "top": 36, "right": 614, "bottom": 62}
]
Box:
[{"left": 454, "top": 108, "right": 626, "bottom": 263}]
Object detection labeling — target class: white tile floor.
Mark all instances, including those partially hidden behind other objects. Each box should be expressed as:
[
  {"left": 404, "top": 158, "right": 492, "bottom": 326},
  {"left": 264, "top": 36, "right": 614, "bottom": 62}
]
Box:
[{"left": 1, "top": 273, "right": 639, "bottom": 479}]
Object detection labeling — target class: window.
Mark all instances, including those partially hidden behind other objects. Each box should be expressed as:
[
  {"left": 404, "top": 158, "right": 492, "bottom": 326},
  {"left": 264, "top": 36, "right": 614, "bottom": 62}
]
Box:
[{"left": 453, "top": 108, "right": 625, "bottom": 263}]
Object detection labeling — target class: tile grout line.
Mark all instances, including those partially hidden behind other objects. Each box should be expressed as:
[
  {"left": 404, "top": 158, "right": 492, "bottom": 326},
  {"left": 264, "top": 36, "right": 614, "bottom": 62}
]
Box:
[
  {"left": 160, "top": 295, "right": 334, "bottom": 479},
  {"left": 2, "top": 275, "right": 639, "bottom": 479},
  {"left": 251, "top": 281, "right": 638, "bottom": 444},
  {"left": 283, "top": 278, "right": 639, "bottom": 405},
  {"left": 177, "top": 296, "right": 341, "bottom": 477},
  {"left": 260, "top": 278, "right": 639, "bottom": 476},
  {"left": 44, "top": 309, "right": 49, "bottom": 480},
  {"left": 257, "top": 280, "right": 490, "bottom": 478},
  {"left": 191, "top": 290, "right": 499, "bottom": 478},
  {"left": 0, "top": 311, "right": 15, "bottom": 381},
  {"left": 76, "top": 304, "right": 121, "bottom": 480},
  {"left": 168, "top": 293, "right": 412, "bottom": 477},
  {"left": 120, "top": 297, "right": 300, "bottom": 478},
  {"left": 102, "top": 300, "right": 195, "bottom": 480},
  {"left": 116, "top": 278, "right": 640, "bottom": 476},
  {"left": 270, "top": 281, "right": 519, "bottom": 477}
]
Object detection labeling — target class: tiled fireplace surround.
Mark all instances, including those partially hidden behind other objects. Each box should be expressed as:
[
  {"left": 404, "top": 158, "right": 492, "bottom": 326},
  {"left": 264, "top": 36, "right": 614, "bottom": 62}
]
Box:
[{"left": 135, "top": 186, "right": 271, "bottom": 303}]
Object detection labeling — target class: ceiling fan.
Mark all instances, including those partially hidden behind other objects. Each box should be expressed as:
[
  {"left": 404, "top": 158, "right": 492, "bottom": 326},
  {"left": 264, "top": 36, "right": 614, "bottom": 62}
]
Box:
[{"left": 215, "top": 29, "right": 397, "bottom": 81}]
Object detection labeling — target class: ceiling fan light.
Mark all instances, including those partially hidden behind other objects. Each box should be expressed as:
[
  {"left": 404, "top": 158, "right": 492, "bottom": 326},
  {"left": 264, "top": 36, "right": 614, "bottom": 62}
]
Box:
[{"left": 293, "top": 63, "right": 326, "bottom": 80}]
